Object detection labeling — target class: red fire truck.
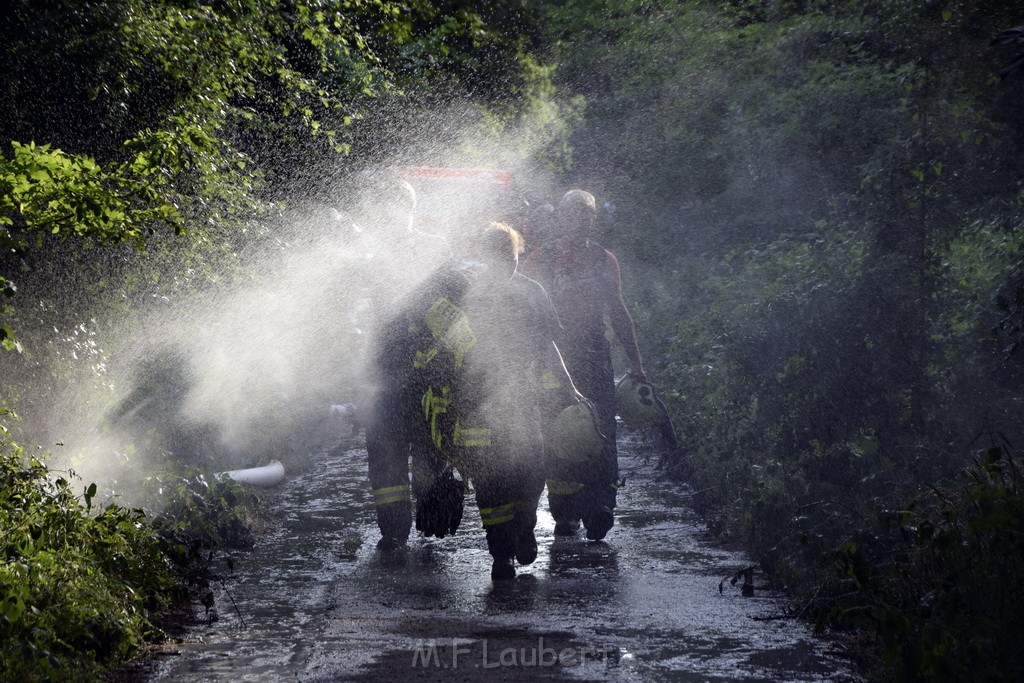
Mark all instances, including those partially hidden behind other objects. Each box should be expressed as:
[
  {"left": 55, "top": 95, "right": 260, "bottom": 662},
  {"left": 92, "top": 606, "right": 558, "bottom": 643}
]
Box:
[{"left": 362, "top": 165, "right": 532, "bottom": 242}]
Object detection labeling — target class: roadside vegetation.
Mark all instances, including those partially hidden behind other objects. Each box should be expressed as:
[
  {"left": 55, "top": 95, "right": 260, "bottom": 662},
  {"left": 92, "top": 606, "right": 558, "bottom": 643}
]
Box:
[
  {"left": 3, "top": 0, "right": 1024, "bottom": 679},
  {"left": 543, "top": 1, "right": 1024, "bottom": 678},
  {"left": 0, "top": 407, "right": 261, "bottom": 680}
]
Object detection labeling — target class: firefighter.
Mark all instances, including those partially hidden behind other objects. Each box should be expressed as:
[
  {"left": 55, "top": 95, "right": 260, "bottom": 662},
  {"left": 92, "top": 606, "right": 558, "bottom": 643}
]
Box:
[
  {"left": 370, "top": 222, "right": 581, "bottom": 580},
  {"left": 523, "top": 189, "right": 648, "bottom": 541},
  {"left": 362, "top": 178, "right": 456, "bottom": 551}
]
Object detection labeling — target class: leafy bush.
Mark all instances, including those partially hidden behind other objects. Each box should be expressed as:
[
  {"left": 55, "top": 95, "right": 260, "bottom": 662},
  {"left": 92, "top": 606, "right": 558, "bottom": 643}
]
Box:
[
  {"left": 0, "top": 421, "right": 258, "bottom": 679},
  {"left": 0, "top": 435, "right": 174, "bottom": 678},
  {"left": 148, "top": 465, "right": 262, "bottom": 576},
  {"left": 546, "top": 2, "right": 1024, "bottom": 676},
  {"left": 812, "top": 441, "right": 1024, "bottom": 680}
]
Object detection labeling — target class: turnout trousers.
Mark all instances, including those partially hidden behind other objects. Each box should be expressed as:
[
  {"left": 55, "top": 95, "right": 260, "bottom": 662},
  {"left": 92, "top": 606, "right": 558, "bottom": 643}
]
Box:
[
  {"left": 546, "top": 338, "right": 619, "bottom": 524},
  {"left": 464, "top": 446, "right": 545, "bottom": 562}
]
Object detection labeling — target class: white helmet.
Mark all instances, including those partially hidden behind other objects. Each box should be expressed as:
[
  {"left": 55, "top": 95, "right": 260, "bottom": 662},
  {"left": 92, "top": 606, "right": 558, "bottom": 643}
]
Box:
[
  {"left": 616, "top": 375, "right": 665, "bottom": 426},
  {"left": 550, "top": 400, "right": 606, "bottom": 462}
]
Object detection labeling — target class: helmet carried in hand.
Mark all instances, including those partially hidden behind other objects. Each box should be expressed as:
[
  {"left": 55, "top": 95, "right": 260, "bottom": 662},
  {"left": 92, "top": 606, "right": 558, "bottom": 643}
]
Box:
[
  {"left": 550, "top": 399, "right": 607, "bottom": 462},
  {"left": 615, "top": 374, "right": 665, "bottom": 426}
]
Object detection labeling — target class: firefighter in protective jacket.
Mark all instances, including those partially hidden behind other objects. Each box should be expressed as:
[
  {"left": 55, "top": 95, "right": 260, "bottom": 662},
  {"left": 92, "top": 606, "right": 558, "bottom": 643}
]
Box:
[{"left": 368, "top": 222, "right": 580, "bottom": 580}]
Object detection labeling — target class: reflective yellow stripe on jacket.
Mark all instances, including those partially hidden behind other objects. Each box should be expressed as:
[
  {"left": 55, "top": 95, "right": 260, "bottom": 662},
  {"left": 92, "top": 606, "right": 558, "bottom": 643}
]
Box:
[
  {"left": 541, "top": 371, "right": 562, "bottom": 390},
  {"left": 421, "top": 385, "right": 452, "bottom": 450},
  {"left": 424, "top": 296, "right": 477, "bottom": 369},
  {"left": 413, "top": 347, "right": 439, "bottom": 368},
  {"left": 453, "top": 418, "right": 492, "bottom": 448}
]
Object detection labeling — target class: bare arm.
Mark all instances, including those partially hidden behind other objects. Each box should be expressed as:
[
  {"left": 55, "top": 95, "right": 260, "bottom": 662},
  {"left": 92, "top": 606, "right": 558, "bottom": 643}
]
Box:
[{"left": 605, "top": 250, "right": 647, "bottom": 381}]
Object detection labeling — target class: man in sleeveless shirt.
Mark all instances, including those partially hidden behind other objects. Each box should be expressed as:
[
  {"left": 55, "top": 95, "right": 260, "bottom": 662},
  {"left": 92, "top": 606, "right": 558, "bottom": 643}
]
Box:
[{"left": 523, "top": 189, "right": 647, "bottom": 541}]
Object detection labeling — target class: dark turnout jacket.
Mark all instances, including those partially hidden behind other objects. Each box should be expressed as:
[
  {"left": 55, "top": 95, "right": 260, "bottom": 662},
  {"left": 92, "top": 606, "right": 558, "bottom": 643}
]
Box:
[{"left": 368, "top": 264, "right": 575, "bottom": 490}]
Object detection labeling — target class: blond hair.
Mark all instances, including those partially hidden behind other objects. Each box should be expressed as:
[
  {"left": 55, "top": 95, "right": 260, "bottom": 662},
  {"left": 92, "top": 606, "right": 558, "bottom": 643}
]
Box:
[{"left": 475, "top": 221, "right": 524, "bottom": 261}]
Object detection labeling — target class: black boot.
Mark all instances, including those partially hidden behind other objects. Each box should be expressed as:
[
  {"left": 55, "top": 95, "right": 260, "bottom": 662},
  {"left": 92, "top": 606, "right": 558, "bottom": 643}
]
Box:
[
  {"left": 491, "top": 557, "right": 515, "bottom": 581},
  {"left": 583, "top": 505, "right": 614, "bottom": 541},
  {"left": 375, "top": 500, "right": 411, "bottom": 550},
  {"left": 553, "top": 519, "right": 580, "bottom": 536},
  {"left": 376, "top": 536, "right": 406, "bottom": 551},
  {"left": 516, "top": 529, "right": 538, "bottom": 565},
  {"left": 486, "top": 520, "right": 517, "bottom": 580}
]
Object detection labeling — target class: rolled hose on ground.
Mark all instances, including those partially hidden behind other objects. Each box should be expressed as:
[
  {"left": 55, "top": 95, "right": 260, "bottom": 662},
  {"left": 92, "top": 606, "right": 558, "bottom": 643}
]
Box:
[{"left": 215, "top": 460, "right": 286, "bottom": 487}]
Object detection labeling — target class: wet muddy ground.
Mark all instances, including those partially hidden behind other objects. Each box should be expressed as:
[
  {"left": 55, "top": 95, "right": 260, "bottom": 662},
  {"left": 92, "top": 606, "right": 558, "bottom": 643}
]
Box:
[{"left": 134, "top": 434, "right": 857, "bottom": 681}]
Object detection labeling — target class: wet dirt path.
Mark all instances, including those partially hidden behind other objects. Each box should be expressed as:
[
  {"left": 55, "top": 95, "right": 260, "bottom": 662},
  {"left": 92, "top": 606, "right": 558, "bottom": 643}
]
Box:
[{"left": 140, "top": 434, "right": 856, "bottom": 681}]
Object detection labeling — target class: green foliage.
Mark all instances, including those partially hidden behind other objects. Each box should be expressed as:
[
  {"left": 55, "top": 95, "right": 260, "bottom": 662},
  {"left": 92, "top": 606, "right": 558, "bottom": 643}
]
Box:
[
  {"left": 148, "top": 467, "right": 262, "bottom": 570},
  {"left": 663, "top": 228, "right": 868, "bottom": 466},
  {"left": 0, "top": 0, "right": 562, "bottom": 366},
  {"left": 819, "top": 442, "right": 1024, "bottom": 680},
  {"left": 0, "top": 427, "right": 260, "bottom": 679},
  {"left": 478, "top": 52, "right": 585, "bottom": 171},
  {"left": 938, "top": 217, "right": 1024, "bottom": 337},
  {"left": 545, "top": 0, "right": 1024, "bottom": 676},
  {"left": 0, "top": 435, "right": 178, "bottom": 679},
  {"left": 0, "top": 140, "right": 181, "bottom": 243}
]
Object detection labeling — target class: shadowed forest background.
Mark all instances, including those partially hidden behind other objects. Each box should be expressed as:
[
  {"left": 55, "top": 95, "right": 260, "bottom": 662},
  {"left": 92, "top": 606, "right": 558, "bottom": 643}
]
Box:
[{"left": 2, "top": 0, "right": 1024, "bottom": 679}]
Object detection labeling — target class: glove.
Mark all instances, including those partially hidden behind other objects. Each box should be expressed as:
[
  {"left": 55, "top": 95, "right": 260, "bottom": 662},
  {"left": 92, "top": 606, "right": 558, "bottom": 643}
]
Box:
[
  {"left": 415, "top": 469, "right": 465, "bottom": 538},
  {"left": 376, "top": 499, "right": 411, "bottom": 551}
]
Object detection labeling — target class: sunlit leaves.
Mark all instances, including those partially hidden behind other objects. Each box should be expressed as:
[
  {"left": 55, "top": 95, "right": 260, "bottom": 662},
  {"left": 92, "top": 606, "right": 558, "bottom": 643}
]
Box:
[
  {"left": 0, "top": 436, "right": 180, "bottom": 679},
  {"left": 0, "top": 141, "right": 181, "bottom": 248},
  {"left": 114, "top": 0, "right": 397, "bottom": 154}
]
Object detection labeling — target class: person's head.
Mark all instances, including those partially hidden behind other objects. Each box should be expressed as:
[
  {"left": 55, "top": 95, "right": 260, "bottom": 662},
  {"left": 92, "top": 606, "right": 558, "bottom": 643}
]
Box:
[
  {"left": 358, "top": 177, "right": 416, "bottom": 234},
  {"left": 469, "top": 222, "right": 524, "bottom": 280},
  {"left": 557, "top": 189, "right": 597, "bottom": 244}
]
